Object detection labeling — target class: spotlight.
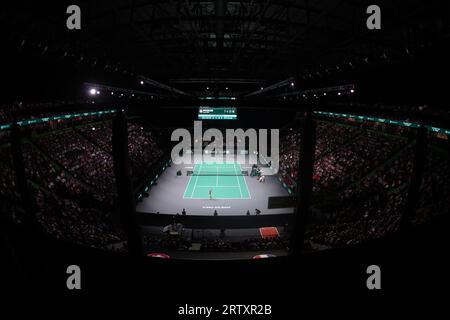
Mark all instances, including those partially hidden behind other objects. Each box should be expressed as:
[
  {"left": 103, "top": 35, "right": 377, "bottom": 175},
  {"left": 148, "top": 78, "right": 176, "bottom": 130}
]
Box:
[
  {"left": 225, "top": 87, "right": 229, "bottom": 90},
  {"left": 260, "top": 87, "right": 264, "bottom": 90},
  {"left": 290, "top": 82, "right": 295, "bottom": 87},
  {"left": 89, "top": 88, "right": 97, "bottom": 95},
  {"left": 338, "top": 92, "right": 341, "bottom": 96},
  {"left": 140, "top": 80, "right": 144, "bottom": 85},
  {"left": 96, "top": 91, "right": 100, "bottom": 95},
  {"left": 206, "top": 86, "right": 210, "bottom": 90},
  {"left": 350, "top": 89, "right": 355, "bottom": 93},
  {"left": 111, "top": 92, "right": 114, "bottom": 95}
]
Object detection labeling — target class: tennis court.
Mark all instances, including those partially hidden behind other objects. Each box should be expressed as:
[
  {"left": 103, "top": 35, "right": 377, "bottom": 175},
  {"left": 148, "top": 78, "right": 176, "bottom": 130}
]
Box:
[{"left": 183, "top": 163, "right": 251, "bottom": 199}]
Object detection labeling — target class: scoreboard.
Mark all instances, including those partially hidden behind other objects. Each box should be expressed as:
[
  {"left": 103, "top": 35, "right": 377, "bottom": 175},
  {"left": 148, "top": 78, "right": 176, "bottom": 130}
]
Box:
[{"left": 198, "top": 107, "right": 237, "bottom": 120}]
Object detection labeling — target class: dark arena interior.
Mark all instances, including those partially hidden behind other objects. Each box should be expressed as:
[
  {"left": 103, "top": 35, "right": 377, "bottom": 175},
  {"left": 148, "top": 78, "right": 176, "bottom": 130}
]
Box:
[{"left": 1, "top": 0, "right": 450, "bottom": 302}]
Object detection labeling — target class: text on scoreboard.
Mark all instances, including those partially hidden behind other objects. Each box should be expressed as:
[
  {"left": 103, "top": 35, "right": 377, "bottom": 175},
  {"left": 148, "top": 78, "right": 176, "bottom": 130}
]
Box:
[{"left": 198, "top": 107, "right": 237, "bottom": 120}]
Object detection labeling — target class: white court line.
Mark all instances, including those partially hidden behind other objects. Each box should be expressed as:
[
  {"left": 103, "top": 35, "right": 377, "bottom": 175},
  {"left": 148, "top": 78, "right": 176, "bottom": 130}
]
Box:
[
  {"left": 189, "top": 163, "right": 202, "bottom": 198},
  {"left": 184, "top": 197, "right": 245, "bottom": 200},
  {"left": 237, "top": 163, "right": 252, "bottom": 200},
  {"left": 183, "top": 162, "right": 251, "bottom": 200},
  {"left": 233, "top": 163, "right": 243, "bottom": 199},
  {"left": 194, "top": 186, "right": 240, "bottom": 188},
  {"left": 182, "top": 170, "right": 195, "bottom": 199},
  {"left": 216, "top": 166, "right": 219, "bottom": 187}
]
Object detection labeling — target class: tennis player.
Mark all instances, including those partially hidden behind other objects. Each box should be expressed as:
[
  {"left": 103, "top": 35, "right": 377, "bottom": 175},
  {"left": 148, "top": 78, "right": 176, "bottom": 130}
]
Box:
[{"left": 209, "top": 188, "right": 213, "bottom": 200}]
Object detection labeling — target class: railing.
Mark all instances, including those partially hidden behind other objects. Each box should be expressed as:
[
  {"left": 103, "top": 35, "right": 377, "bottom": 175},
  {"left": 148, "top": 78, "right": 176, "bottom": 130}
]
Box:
[
  {"left": 136, "top": 212, "right": 293, "bottom": 229},
  {"left": 135, "top": 156, "right": 172, "bottom": 201}
]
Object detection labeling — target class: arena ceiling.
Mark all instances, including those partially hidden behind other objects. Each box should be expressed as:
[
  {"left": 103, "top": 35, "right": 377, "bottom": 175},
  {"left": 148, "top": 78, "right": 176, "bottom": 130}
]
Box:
[{"left": 3, "top": 1, "right": 449, "bottom": 89}]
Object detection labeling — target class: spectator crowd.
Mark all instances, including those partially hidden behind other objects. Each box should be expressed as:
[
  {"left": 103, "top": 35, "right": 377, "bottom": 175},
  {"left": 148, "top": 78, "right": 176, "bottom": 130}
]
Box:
[
  {"left": 0, "top": 118, "right": 165, "bottom": 250},
  {"left": 279, "top": 120, "right": 449, "bottom": 249},
  {"left": 1, "top": 112, "right": 449, "bottom": 252}
]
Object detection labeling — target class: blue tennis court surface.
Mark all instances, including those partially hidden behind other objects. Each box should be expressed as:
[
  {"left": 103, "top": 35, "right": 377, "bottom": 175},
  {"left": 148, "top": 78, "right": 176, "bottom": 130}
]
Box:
[{"left": 183, "top": 163, "right": 251, "bottom": 199}]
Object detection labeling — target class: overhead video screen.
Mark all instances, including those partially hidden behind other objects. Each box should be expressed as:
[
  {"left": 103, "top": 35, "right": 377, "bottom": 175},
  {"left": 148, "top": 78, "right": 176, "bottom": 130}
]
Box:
[{"left": 198, "top": 107, "right": 237, "bottom": 120}]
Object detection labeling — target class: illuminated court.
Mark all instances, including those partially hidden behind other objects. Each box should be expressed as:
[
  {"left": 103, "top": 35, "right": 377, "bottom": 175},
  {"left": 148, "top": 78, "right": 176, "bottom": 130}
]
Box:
[{"left": 183, "top": 163, "right": 251, "bottom": 199}]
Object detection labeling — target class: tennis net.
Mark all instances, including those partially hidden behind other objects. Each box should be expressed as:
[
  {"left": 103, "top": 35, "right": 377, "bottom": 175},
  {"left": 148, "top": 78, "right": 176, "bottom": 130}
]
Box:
[{"left": 187, "top": 170, "right": 249, "bottom": 176}]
